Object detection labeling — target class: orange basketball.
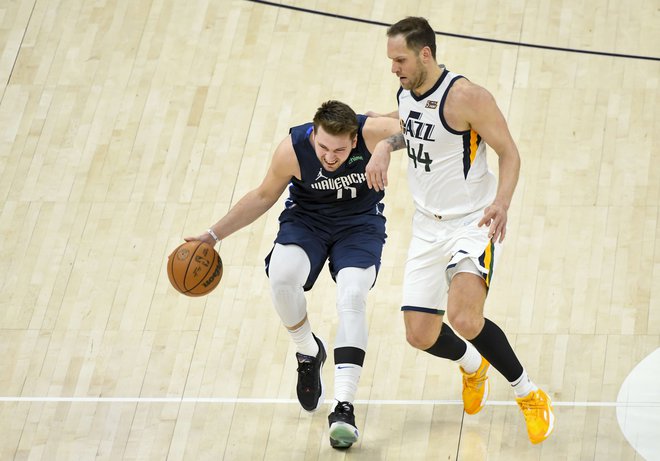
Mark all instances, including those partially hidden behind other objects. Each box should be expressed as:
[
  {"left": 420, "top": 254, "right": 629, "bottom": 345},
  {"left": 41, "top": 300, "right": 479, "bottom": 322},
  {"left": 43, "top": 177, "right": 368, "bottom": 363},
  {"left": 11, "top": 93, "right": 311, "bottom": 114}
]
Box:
[{"left": 167, "top": 240, "right": 223, "bottom": 296}]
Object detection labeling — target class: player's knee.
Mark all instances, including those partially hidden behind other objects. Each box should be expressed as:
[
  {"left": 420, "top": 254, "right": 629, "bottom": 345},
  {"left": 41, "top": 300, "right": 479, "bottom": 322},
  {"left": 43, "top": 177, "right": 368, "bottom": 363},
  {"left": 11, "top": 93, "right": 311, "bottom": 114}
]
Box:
[
  {"left": 405, "top": 327, "right": 436, "bottom": 350},
  {"left": 337, "top": 285, "right": 366, "bottom": 314},
  {"left": 270, "top": 279, "right": 302, "bottom": 302},
  {"left": 447, "top": 310, "right": 483, "bottom": 340}
]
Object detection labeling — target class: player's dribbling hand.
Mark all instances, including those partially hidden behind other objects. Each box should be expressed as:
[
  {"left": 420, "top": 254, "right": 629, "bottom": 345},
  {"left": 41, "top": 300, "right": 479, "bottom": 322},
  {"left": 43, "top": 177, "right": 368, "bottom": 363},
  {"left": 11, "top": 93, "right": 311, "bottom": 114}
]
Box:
[
  {"left": 184, "top": 233, "right": 216, "bottom": 247},
  {"left": 478, "top": 202, "right": 508, "bottom": 243}
]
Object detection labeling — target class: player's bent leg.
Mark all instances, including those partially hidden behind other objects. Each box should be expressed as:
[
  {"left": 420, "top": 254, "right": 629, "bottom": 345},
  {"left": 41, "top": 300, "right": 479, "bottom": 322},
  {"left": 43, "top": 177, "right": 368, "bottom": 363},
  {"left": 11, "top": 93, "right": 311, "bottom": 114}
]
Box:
[
  {"left": 269, "top": 243, "right": 326, "bottom": 412},
  {"left": 402, "top": 309, "right": 489, "bottom": 414},
  {"left": 446, "top": 270, "right": 554, "bottom": 435}
]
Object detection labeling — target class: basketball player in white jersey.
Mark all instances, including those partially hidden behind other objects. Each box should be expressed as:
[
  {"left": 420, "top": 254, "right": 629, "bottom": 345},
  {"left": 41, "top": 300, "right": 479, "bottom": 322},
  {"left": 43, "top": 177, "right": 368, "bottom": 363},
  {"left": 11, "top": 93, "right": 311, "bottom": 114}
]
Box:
[{"left": 365, "top": 17, "right": 554, "bottom": 444}]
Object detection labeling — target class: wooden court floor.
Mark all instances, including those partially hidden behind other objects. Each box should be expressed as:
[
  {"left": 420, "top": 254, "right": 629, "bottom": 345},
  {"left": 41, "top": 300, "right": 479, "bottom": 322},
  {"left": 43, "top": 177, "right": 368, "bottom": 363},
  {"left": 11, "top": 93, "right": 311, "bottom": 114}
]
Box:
[{"left": 1, "top": 0, "right": 659, "bottom": 459}]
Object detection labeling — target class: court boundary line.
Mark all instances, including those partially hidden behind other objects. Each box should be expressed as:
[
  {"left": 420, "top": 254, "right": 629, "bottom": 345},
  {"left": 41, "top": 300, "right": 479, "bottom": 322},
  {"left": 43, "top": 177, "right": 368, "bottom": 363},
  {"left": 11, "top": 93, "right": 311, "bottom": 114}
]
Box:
[
  {"left": 1, "top": 396, "right": 658, "bottom": 407},
  {"left": 244, "top": 0, "right": 660, "bottom": 62}
]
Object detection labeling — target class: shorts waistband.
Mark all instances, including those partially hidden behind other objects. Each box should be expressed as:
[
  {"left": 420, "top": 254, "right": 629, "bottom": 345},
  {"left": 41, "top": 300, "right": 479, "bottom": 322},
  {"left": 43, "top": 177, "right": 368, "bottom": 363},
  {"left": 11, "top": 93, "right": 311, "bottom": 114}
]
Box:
[{"left": 418, "top": 208, "right": 477, "bottom": 222}]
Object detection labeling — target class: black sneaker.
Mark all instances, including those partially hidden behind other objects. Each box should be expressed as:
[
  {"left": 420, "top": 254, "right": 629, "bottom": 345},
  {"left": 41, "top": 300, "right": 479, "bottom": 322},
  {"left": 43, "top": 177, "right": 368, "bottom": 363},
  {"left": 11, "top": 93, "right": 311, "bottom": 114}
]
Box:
[
  {"left": 295, "top": 334, "right": 326, "bottom": 412},
  {"left": 328, "top": 401, "right": 359, "bottom": 449}
]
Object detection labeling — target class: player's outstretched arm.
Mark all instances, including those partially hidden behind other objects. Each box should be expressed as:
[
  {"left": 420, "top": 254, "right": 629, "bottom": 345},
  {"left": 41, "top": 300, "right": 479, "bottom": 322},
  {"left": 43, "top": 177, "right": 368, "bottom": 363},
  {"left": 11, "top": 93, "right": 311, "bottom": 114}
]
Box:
[{"left": 185, "top": 136, "right": 298, "bottom": 245}]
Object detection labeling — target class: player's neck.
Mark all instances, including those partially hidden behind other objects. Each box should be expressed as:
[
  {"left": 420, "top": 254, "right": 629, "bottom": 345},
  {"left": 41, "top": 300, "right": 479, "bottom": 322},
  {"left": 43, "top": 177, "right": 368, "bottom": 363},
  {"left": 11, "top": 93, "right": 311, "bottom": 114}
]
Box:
[{"left": 412, "top": 64, "right": 443, "bottom": 97}]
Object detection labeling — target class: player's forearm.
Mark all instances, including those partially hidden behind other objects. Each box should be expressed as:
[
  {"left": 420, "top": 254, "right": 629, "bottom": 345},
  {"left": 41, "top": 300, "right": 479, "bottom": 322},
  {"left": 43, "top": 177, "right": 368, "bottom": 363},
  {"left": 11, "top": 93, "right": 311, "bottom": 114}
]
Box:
[
  {"left": 384, "top": 132, "right": 406, "bottom": 152},
  {"left": 209, "top": 190, "right": 279, "bottom": 240},
  {"left": 494, "top": 150, "right": 520, "bottom": 208}
]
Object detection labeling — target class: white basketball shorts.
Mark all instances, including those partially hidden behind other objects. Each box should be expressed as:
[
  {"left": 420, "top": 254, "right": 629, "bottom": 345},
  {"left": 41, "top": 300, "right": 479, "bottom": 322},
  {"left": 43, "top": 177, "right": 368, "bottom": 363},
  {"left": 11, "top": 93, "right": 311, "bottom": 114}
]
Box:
[{"left": 401, "top": 208, "right": 500, "bottom": 315}]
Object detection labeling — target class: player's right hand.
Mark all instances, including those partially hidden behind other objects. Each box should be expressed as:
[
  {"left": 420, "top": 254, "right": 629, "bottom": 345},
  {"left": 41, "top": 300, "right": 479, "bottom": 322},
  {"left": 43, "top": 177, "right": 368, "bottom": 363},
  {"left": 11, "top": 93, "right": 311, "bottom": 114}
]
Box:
[{"left": 184, "top": 233, "right": 215, "bottom": 246}]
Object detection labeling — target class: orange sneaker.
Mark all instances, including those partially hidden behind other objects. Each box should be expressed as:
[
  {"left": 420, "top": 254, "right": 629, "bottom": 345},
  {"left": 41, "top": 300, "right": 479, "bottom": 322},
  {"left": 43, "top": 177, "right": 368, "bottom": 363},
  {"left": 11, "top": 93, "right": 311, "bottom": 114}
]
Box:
[
  {"left": 516, "top": 388, "right": 555, "bottom": 444},
  {"left": 460, "top": 357, "right": 490, "bottom": 415}
]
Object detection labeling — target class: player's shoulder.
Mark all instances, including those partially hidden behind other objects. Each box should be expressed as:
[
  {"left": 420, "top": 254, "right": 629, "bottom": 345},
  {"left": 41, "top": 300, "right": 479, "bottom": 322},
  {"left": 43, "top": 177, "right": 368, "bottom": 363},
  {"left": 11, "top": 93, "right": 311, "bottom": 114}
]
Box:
[
  {"left": 268, "top": 133, "right": 302, "bottom": 180},
  {"left": 448, "top": 77, "right": 494, "bottom": 108},
  {"left": 273, "top": 133, "right": 297, "bottom": 165}
]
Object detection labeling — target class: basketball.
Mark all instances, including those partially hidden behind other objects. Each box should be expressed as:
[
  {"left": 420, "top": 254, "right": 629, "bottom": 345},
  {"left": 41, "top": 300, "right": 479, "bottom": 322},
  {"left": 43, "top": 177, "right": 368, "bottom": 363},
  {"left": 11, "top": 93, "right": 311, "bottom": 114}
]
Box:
[{"left": 167, "top": 240, "right": 223, "bottom": 296}]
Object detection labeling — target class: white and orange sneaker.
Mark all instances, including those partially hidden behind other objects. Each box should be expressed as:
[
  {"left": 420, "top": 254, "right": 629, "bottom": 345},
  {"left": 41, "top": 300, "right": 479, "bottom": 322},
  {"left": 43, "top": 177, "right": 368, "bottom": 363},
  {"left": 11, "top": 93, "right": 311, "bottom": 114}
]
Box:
[
  {"left": 516, "top": 388, "right": 555, "bottom": 444},
  {"left": 460, "top": 357, "right": 490, "bottom": 415}
]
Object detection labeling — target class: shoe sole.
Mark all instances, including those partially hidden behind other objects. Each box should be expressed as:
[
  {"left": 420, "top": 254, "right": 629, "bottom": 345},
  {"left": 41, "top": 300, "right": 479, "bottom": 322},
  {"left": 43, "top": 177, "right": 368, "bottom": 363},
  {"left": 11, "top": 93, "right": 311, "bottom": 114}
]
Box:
[
  {"left": 302, "top": 336, "right": 327, "bottom": 413},
  {"left": 329, "top": 422, "right": 358, "bottom": 449}
]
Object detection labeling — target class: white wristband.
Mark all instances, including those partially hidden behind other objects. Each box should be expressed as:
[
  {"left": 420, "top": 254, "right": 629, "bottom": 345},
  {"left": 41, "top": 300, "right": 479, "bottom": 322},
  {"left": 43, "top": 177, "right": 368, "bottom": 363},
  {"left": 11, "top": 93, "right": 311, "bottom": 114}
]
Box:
[{"left": 207, "top": 228, "right": 220, "bottom": 244}]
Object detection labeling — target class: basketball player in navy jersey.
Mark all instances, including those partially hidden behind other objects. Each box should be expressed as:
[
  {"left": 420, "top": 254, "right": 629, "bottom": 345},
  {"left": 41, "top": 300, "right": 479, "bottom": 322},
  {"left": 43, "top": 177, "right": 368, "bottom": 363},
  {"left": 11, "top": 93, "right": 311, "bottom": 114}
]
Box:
[
  {"left": 186, "top": 100, "right": 400, "bottom": 449},
  {"left": 365, "top": 17, "right": 554, "bottom": 444}
]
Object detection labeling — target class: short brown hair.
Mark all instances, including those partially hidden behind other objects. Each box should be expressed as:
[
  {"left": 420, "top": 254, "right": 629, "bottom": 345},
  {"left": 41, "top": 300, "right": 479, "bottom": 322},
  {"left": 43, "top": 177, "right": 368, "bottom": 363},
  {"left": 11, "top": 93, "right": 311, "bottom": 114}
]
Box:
[
  {"left": 387, "top": 17, "right": 437, "bottom": 59},
  {"left": 312, "top": 100, "right": 358, "bottom": 139}
]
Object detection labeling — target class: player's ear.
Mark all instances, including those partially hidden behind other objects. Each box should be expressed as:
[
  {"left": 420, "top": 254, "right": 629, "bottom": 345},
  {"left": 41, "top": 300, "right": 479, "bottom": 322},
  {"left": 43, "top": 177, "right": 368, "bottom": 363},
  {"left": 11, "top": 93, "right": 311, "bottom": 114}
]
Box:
[
  {"left": 351, "top": 136, "right": 357, "bottom": 148},
  {"left": 421, "top": 46, "right": 432, "bottom": 62}
]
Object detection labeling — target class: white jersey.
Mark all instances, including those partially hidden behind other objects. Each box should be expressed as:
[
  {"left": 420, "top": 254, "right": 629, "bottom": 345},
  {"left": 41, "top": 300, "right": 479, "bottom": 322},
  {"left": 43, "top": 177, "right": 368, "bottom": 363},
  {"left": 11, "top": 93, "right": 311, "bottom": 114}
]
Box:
[{"left": 397, "top": 68, "right": 497, "bottom": 218}]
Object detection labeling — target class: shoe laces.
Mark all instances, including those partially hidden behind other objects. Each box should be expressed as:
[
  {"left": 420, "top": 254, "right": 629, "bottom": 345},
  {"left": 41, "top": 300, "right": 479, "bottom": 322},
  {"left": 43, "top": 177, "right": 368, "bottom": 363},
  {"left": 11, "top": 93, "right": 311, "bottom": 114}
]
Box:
[
  {"left": 296, "top": 357, "right": 317, "bottom": 390},
  {"left": 463, "top": 368, "right": 488, "bottom": 391},
  {"left": 518, "top": 392, "right": 547, "bottom": 419},
  {"left": 334, "top": 401, "right": 354, "bottom": 415}
]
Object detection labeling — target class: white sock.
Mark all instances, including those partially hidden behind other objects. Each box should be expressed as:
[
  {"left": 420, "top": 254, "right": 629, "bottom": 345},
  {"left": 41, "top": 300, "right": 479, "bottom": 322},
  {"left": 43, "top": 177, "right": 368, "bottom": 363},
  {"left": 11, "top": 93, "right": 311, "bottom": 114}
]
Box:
[
  {"left": 289, "top": 319, "right": 319, "bottom": 357},
  {"left": 510, "top": 369, "right": 538, "bottom": 398},
  {"left": 333, "top": 364, "right": 362, "bottom": 404},
  {"left": 454, "top": 342, "right": 482, "bottom": 374}
]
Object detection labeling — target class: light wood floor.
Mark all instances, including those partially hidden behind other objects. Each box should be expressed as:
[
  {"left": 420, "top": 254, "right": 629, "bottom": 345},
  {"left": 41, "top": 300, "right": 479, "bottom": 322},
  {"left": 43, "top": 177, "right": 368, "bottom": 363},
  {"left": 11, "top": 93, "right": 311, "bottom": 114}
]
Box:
[{"left": 1, "top": 0, "right": 659, "bottom": 460}]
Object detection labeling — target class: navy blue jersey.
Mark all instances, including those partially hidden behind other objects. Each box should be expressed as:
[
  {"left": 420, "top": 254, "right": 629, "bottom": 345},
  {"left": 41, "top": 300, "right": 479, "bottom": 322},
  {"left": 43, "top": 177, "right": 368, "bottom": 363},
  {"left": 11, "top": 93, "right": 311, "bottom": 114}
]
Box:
[{"left": 285, "top": 114, "right": 385, "bottom": 218}]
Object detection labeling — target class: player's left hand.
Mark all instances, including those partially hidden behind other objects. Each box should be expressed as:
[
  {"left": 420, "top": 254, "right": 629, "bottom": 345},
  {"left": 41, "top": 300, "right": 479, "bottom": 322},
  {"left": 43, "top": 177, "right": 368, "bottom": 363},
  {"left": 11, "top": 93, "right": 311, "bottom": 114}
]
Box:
[
  {"left": 365, "top": 148, "right": 391, "bottom": 192},
  {"left": 478, "top": 202, "right": 508, "bottom": 243}
]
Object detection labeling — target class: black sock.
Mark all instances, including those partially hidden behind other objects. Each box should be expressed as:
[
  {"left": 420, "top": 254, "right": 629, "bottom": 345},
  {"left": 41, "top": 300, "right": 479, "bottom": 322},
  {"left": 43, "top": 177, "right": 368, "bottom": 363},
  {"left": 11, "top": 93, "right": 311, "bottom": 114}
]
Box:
[
  {"left": 468, "top": 318, "right": 523, "bottom": 382},
  {"left": 424, "top": 323, "right": 468, "bottom": 360}
]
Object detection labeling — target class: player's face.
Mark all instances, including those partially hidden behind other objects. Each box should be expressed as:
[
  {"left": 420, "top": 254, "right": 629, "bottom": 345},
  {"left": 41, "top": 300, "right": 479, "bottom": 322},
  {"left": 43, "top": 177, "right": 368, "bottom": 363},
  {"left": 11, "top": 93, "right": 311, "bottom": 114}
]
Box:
[
  {"left": 387, "top": 34, "right": 428, "bottom": 93},
  {"left": 312, "top": 126, "right": 357, "bottom": 172}
]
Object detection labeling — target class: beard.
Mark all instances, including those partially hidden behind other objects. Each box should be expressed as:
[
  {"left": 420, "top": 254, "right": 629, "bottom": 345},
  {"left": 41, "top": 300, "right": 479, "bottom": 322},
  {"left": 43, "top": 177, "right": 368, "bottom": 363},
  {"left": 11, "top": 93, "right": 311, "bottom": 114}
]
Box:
[{"left": 403, "top": 59, "right": 428, "bottom": 94}]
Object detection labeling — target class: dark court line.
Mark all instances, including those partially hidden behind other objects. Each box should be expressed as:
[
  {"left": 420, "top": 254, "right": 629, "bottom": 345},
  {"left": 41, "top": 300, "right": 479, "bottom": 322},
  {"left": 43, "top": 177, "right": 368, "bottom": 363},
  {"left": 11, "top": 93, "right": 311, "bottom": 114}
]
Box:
[{"left": 245, "top": 0, "right": 660, "bottom": 62}]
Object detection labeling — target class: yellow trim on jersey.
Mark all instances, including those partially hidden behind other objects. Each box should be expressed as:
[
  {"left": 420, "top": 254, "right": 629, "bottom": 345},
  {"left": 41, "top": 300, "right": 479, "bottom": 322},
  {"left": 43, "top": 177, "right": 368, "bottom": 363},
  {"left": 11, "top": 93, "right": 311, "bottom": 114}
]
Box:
[{"left": 469, "top": 130, "right": 479, "bottom": 165}]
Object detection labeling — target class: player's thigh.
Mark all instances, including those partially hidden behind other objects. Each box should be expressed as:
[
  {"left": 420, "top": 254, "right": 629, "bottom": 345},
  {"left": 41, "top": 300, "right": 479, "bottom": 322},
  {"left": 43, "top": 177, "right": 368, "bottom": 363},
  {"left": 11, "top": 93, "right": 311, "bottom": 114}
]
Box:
[
  {"left": 267, "top": 217, "right": 329, "bottom": 290},
  {"left": 446, "top": 210, "right": 501, "bottom": 290},
  {"left": 329, "top": 217, "right": 385, "bottom": 278},
  {"left": 446, "top": 264, "right": 488, "bottom": 339},
  {"left": 401, "top": 233, "right": 450, "bottom": 314}
]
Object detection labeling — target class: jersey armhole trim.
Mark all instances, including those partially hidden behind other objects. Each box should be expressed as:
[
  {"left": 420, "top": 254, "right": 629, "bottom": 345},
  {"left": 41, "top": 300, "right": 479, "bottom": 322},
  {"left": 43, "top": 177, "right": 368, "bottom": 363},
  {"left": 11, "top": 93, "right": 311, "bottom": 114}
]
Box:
[{"left": 439, "top": 75, "right": 471, "bottom": 135}]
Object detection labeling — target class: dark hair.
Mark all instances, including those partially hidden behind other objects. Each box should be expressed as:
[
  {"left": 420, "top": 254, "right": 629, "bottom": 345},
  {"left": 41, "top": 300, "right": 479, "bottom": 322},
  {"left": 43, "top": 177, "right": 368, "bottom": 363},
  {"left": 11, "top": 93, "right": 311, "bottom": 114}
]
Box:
[
  {"left": 312, "top": 100, "right": 358, "bottom": 139},
  {"left": 387, "top": 16, "right": 436, "bottom": 59}
]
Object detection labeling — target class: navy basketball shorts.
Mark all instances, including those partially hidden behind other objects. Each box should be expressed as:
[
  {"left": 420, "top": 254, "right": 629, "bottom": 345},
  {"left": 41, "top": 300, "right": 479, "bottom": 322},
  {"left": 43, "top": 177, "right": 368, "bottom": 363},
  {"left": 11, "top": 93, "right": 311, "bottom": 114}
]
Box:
[{"left": 265, "top": 208, "right": 386, "bottom": 291}]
